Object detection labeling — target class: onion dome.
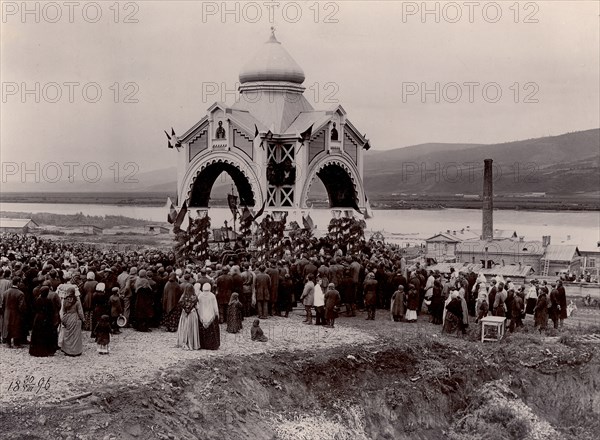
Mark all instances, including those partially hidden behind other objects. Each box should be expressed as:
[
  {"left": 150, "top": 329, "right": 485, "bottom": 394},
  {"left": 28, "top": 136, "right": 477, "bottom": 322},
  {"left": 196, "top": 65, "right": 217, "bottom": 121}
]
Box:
[{"left": 239, "top": 28, "right": 305, "bottom": 85}]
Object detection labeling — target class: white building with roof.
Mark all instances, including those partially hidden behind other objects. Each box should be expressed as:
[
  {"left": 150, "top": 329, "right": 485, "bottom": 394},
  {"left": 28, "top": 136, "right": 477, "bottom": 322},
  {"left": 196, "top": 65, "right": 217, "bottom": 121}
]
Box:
[{"left": 172, "top": 30, "right": 370, "bottom": 223}]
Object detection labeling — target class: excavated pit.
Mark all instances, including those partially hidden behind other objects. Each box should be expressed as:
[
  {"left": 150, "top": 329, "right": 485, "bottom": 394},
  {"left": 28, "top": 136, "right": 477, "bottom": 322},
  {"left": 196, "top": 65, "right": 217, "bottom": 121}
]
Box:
[{"left": 1, "top": 336, "right": 598, "bottom": 440}]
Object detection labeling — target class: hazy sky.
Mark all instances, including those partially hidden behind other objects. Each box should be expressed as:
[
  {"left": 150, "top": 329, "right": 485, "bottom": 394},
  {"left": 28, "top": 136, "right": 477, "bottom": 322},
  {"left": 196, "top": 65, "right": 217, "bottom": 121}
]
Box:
[{"left": 1, "top": 0, "right": 598, "bottom": 177}]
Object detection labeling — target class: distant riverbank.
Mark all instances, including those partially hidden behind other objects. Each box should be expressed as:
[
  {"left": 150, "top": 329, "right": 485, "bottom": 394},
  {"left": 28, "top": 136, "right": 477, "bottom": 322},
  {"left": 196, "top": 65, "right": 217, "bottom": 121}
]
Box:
[{"left": 1, "top": 192, "right": 599, "bottom": 211}]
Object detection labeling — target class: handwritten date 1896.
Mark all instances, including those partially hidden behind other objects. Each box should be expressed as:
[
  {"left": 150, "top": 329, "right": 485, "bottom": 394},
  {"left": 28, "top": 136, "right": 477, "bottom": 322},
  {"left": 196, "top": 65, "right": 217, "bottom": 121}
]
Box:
[{"left": 7, "top": 376, "right": 51, "bottom": 394}]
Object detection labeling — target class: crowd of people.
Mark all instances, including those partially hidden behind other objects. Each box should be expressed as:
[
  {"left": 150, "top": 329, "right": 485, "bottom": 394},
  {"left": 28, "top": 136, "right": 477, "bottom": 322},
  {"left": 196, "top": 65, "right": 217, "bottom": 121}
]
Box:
[{"left": 0, "top": 230, "right": 571, "bottom": 358}]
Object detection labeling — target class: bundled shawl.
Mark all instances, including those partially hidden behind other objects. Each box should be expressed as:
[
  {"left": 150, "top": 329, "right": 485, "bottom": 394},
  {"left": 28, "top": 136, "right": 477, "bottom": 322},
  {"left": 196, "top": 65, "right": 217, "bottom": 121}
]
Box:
[
  {"left": 198, "top": 283, "right": 219, "bottom": 328},
  {"left": 180, "top": 284, "right": 198, "bottom": 314}
]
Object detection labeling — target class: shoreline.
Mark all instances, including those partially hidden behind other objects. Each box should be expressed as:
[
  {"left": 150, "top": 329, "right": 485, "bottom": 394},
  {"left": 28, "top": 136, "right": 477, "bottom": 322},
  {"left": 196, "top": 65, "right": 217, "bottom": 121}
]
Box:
[{"left": 1, "top": 195, "right": 599, "bottom": 212}]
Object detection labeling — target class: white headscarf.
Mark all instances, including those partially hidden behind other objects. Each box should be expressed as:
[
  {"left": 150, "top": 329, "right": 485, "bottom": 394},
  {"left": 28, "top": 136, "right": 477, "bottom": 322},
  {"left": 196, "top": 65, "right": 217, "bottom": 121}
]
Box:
[
  {"left": 197, "top": 283, "right": 219, "bottom": 328},
  {"left": 193, "top": 282, "right": 202, "bottom": 299}
]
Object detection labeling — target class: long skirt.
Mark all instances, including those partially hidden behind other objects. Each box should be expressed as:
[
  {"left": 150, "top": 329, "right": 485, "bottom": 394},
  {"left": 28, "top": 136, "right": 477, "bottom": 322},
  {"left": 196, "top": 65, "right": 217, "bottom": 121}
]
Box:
[
  {"left": 226, "top": 303, "right": 243, "bottom": 334},
  {"left": 525, "top": 298, "right": 537, "bottom": 315},
  {"left": 176, "top": 309, "right": 200, "bottom": 350},
  {"left": 162, "top": 304, "right": 182, "bottom": 332},
  {"left": 61, "top": 313, "right": 83, "bottom": 356},
  {"left": 29, "top": 316, "right": 57, "bottom": 357},
  {"left": 443, "top": 311, "right": 461, "bottom": 334},
  {"left": 199, "top": 319, "right": 221, "bottom": 350},
  {"left": 405, "top": 309, "right": 417, "bottom": 322},
  {"left": 83, "top": 311, "right": 92, "bottom": 331},
  {"left": 534, "top": 309, "right": 548, "bottom": 330}
]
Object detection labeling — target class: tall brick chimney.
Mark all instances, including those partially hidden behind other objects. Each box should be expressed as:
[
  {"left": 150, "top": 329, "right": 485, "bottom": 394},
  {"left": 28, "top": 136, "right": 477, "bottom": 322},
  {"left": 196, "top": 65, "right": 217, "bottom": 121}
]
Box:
[{"left": 482, "top": 159, "right": 493, "bottom": 240}]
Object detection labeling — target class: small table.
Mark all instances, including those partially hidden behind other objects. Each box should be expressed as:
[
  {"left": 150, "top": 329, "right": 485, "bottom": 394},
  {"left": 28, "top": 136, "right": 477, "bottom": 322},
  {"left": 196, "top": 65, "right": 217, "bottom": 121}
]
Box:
[{"left": 480, "top": 316, "right": 506, "bottom": 342}]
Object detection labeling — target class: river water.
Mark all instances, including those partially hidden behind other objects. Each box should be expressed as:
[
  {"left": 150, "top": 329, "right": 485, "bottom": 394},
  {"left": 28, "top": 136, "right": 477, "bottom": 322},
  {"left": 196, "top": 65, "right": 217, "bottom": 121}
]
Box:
[{"left": 1, "top": 202, "right": 598, "bottom": 249}]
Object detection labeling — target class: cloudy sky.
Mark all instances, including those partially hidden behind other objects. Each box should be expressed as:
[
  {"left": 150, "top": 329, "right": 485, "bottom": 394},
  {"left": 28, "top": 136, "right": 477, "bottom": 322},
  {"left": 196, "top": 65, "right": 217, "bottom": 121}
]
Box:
[{"left": 1, "top": 0, "right": 598, "bottom": 178}]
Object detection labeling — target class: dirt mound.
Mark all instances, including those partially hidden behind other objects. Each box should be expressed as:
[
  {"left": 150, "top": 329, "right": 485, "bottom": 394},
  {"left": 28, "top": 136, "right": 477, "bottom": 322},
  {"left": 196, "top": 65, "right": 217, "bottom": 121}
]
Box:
[{"left": 1, "top": 334, "right": 598, "bottom": 440}]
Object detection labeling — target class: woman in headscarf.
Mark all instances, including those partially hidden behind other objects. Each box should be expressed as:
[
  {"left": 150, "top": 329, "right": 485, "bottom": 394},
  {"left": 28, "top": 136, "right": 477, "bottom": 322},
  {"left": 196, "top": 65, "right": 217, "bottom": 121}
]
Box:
[
  {"left": 176, "top": 284, "right": 200, "bottom": 350},
  {"left": 134, "top": 270, "right": 154, "bottom": 332},
  {"left": 161, "top": 272, "right": 183, "bottom": 332},
  {"left": 81, "top": 271, "right": 97, "bottom": 331},
  {"left": 90, "top": 282, "right": 108, "bottom": 338},
  {"left": 226, "top": 292, "right": 243, "bottom": 334},
  {"left": 29, "top": 286, "right": 57, "bottom": 357},
  {"left": 405, "top": 284, "right": 419, "bottom": 323},
  {"left": 61, "top": 286, "right": 84, "bottom": 356},
  {"left": 443, "top": 292, "right": 463, "bottom": 336},
  {"left": 390, "top": 285, "right": 406, "bottom": 322},
  {"left": 197, "top": 283, "right": 220, "bottom": 350}
]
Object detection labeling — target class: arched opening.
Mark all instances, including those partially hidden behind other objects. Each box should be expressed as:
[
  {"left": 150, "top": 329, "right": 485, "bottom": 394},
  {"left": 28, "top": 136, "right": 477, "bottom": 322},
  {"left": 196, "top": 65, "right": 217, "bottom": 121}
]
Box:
[
  {"left": 189, "top": 162, "right": 255, "bottom": 207},
  {"left": 314, "top": 163, "right": 360, "bottom": 209}
]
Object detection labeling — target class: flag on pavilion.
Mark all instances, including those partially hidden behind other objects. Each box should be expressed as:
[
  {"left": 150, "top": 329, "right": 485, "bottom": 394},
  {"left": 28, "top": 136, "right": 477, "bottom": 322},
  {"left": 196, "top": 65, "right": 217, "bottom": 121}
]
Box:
[
  {"left": 166, "top": 197, "right": 177, "bottom": 224},
  {"left": 173, "top": 200, "right": 188, "bottom": 230},
  {"left": 302, "top": 213, "right": 315, "bottom": 230},
  {"left": 227, "top": 193, "right": 238, "bottom": 222},
  {"left": 252, "top": 201, "right": 266, "bottom": 222},
  {"left": 165, "top": 128, "right": 181, "bottom": 149},
  {"left": 240, "top": 206, "right": 253, "bottom": 224}
]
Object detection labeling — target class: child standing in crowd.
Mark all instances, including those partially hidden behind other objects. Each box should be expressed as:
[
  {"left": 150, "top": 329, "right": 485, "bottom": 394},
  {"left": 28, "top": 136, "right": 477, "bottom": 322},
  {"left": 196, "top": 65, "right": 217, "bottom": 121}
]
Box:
[{"left": 94, "top": 315, "right": 111, "bottom": 354}]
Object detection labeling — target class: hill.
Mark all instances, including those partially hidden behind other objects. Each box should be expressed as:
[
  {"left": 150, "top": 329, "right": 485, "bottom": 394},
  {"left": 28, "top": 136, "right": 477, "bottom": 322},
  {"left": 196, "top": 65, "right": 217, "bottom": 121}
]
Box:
[
  {"left": 2, "top": 129, "right": 597, "bottom": 196},
  {"left": 363, "top": 129, "right": 600, "bottom": 196}
]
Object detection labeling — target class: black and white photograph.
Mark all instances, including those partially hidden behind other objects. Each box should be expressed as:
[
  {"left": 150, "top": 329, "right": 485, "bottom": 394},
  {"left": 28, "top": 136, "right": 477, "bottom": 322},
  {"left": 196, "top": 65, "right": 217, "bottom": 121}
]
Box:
[{"left": 1, "top": 1, "right": 599, "bottom": 439}]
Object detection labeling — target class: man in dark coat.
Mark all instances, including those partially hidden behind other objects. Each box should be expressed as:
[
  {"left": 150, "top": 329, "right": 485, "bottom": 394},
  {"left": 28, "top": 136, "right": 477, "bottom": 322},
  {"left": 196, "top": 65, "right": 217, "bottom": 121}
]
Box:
[
  {"left": 549, "top": 283, "right": 560, "bottom": 329},
  {"left": 240, "top": 264, "right": 254, "bottom": 317},
  {"left": 556, "top": 280, "right": 567, "bottom": 327},
  {"left": 328, "top": 258, "right": 343, "bottom": 289},
  {"left": 302, "top": 258, "right": 318, "bottom": 280},
  {"left": 338, "top": 268, "right": 356, "bottom": 316},
  {"left": 2, "top": 277, "right": 27, "bottom": 347},
  {"left": 254, "top": 266, "right": 271, "bottom": 319},
  {"left": 216, "top": 267, "right": 233, "bottom": 323},
  {"left": 265, "top": 261, "right": 279, "bottom": 316},
  {"left": 508, "top": 290, "right": 525, "bottom": 332}
]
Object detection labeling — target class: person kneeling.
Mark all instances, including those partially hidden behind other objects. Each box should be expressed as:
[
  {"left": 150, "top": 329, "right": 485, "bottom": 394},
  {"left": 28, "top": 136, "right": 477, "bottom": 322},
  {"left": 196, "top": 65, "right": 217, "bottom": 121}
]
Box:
[{"left": 251, "top": 319, "right": 268, "bottom": 342}]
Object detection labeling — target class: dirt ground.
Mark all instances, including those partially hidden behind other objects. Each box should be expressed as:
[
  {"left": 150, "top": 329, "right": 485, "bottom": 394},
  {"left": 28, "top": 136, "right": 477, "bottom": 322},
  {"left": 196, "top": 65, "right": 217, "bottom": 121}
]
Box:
[{"left": 0, "top": 308, "right": 599, "bottom": 440}]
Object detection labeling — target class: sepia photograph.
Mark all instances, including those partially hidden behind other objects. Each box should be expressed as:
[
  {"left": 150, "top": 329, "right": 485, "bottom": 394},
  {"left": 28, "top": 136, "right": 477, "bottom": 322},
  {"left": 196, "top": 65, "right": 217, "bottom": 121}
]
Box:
[{"left": 1, "top": 1, "right": 599, "bottom": 439}]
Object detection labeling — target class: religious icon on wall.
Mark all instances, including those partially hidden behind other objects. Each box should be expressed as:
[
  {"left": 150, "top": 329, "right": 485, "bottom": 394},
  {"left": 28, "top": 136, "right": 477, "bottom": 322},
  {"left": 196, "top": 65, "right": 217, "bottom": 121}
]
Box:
[
  {"left": 331, "top": 122, "right": 338, "bottom": 141},
  {"left": 215, "top": 121, "right": 226, "bottom": 139}
]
